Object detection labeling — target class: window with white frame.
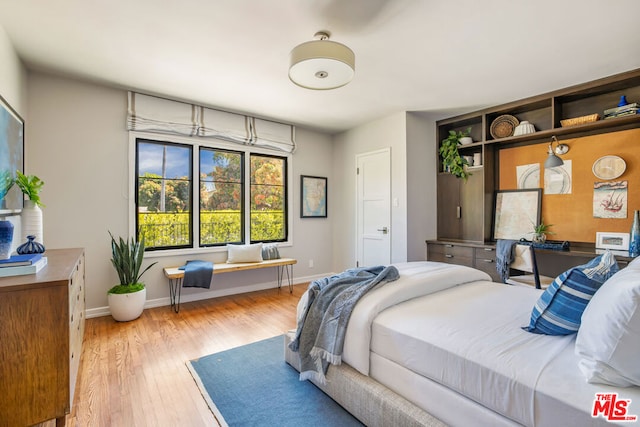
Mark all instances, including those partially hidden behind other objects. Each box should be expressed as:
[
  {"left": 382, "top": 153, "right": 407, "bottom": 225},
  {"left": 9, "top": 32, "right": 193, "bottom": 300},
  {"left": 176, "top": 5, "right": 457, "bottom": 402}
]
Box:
[{"left": 134, "top": 136, "right": 290, "bottom": 251}]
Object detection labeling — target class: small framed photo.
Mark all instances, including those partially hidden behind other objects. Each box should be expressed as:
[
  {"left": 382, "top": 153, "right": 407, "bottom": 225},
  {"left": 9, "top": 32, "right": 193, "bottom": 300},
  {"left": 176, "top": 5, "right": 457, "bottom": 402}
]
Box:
[
  {"left": 595, "top": 232, "right": 629, "bottom": 251},
  {"left": 300, "top": 175, "right": 327, "bottom": 218}
]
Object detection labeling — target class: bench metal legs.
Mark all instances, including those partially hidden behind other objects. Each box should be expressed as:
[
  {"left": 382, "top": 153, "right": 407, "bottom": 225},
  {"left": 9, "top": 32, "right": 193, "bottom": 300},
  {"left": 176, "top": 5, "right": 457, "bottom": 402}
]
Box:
[
  {"left": 168, "top": 277, "right": 183, "bottom": 313},
  {"left": 277, "top": 264, "right": 294, "bottom": 293}
]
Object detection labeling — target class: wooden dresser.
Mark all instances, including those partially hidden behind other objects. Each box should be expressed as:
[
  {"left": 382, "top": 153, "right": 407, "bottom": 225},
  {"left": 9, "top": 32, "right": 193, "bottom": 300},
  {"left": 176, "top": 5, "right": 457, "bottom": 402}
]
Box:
[{"left": 0, "top": 248, "right": 85, "bottom": 427}]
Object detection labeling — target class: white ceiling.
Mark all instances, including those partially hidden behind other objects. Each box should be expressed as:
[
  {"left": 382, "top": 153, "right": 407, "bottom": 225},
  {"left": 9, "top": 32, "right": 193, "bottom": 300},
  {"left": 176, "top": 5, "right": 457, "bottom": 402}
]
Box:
[{"left": 1, "top": 0, "right": 640, "bottom": 134}]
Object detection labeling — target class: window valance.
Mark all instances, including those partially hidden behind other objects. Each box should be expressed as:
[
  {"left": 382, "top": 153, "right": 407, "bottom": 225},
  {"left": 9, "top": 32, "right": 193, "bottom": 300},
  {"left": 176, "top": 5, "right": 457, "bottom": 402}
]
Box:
[{"left": 126, "top": 92, "right": 296, "bottom": 153}]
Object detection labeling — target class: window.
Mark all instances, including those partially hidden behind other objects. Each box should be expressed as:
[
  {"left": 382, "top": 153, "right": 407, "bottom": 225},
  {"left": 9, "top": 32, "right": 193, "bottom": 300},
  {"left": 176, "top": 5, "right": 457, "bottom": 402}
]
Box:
[{"left": 134, "top": 136, "right": 290, "bottom": 252}]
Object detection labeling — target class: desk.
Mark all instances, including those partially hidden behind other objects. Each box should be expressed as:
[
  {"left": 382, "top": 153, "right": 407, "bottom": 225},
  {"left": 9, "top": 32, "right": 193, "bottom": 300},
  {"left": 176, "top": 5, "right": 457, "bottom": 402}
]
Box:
[
  {"left": 426, "top": 240, "right": 635, "bottom": 280},
  {"left": 163, "top": 258, "right": 297, "bottom": 312}
]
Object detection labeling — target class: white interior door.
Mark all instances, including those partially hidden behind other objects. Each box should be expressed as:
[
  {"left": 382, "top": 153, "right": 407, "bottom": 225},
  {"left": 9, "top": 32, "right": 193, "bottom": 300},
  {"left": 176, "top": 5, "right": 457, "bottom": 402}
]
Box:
[{"left": 356, "top": 148, "right": 391, "bottom": 267}]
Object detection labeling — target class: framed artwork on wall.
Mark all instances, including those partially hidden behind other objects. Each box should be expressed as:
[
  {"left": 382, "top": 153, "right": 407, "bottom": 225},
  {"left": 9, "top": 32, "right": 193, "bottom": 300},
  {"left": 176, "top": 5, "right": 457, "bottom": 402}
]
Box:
[
  {"left": 300, "top": 175, "right": 327, "bottom": 218},
  {"left": 493, "top": 189, "right": 542, "bottom": 240},
  {"left": 0, "top": 94, "right": 24, "bottom": 214}
]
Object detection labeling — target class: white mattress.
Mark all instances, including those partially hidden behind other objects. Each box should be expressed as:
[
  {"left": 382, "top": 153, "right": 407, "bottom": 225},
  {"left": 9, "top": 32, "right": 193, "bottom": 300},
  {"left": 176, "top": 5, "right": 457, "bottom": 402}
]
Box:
[{"left": 369, "top": 280, "right": 640, "bottom": 426}]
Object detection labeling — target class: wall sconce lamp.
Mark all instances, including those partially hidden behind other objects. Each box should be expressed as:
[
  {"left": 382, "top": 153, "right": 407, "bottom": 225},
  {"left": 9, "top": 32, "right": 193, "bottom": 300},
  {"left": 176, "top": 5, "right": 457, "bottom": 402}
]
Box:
[{"left": 544, "top": 136, "right": 569, "bottom": 168}]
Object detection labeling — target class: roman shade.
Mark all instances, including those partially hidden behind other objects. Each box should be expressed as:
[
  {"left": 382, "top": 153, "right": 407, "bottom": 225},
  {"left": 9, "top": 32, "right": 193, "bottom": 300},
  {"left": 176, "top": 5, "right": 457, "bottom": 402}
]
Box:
[{"left": 127, "top": 92, "right": 296, "bottom": 153}]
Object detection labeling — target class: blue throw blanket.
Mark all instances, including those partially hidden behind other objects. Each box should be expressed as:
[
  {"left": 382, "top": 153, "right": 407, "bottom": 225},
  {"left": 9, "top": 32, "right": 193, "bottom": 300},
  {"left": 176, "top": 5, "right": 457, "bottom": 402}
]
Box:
[
  {"left": 179, "top": 260, "right": 213, "bottom": 288},
  {"left": 289, "top": 265, "right": 400, "bottom": 384},
  {"left": 496, "top": 239, "right": 517, "bottom": 283}
]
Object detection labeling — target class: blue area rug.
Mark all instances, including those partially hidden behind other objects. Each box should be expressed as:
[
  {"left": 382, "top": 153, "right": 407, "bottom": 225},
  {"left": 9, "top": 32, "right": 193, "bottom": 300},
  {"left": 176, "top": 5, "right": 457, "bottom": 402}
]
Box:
[{"left": 187, "top": 335, "right": 363, "bottom": 426}]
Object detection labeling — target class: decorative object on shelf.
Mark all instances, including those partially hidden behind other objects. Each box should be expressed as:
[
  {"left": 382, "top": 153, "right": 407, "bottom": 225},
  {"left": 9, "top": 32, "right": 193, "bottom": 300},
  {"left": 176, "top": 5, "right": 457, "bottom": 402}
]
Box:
[
  {"left": 630, "top": 210, "right": 640, "bottom": 257},
  {"left": 107, "top": 232, "right": 157, "bottom": 322},
  {"left": 604, "top": 102, "right": 639, "bottom": 119},
  {"left": 489, "top": 114, "right": 519, "bottom": 139},
  {"left": 513, "top": 120, "right": 536, "bottom": 136},
  {"left": 16, "top": 234, "right": 45, "bottom": 255},
  {"left": 459, "top": 136, "right": 473, "bottom": 145},
  {"left": 16, "top": 171, "right": 45, "bottom": 244},
  {"left": 618, "top": 95, "right": 628, "bottom": 107},
  {"left": 289, "top": 31, "right": 355, "bottom": 90},
  {"left": 463, "top": 155, "right": 474, "bottom": 166},
  {"left": 544, "top": 136, "right": 569, "bottom": 168},
  {"left": 473, "top": 152, "right": 482, "bottom": 167},
  {"left": 531, "top": 219, "right": 555, "bottom": 243},
  {"left": 0, "top": 219, "right": 14, "bottom": 260},
  {"left": 592, "top": 155, "right": 626, "bottom": 180},
  {"left": 439, "top": 128, "right": 472, "bottom": 180},
  {"left": 559, "top": 113, "right": 599, "bottom": 127},
  {"left": 595, "top": 231, "right": 630, "bottom": 251}
]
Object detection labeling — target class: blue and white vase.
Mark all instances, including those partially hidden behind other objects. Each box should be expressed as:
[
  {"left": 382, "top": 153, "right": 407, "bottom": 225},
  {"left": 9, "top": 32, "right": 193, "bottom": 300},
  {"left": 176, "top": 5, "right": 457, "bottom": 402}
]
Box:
[
  {"left": 0, "top": 220, "right": 14, "bottom": 260},
  {"left": 630, "top": 210, "right": 640, "bottom": 258},
  {"left": 16, "top": 235, "right": 45, "bottom": 255}
]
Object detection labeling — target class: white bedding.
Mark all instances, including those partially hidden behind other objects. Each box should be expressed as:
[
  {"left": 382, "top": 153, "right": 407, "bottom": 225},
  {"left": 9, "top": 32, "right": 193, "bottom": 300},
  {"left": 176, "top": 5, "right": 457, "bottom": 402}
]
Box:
[{"left": 338, "top": 262, "right": 640, "bottom": 426}]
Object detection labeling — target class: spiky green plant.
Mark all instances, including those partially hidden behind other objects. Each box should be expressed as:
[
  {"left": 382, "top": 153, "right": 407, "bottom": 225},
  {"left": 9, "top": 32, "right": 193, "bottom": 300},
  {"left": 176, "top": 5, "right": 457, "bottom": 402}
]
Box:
[
  {"left": 108, "top": 231, "right": 157, "bottom": 294},
  {"left": 15, "top": 170, "right": 45, "bottom": 207}
]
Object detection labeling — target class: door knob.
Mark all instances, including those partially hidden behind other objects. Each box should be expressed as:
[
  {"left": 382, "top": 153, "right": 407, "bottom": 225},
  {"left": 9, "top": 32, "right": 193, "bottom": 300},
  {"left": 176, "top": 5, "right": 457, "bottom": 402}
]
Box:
[{"left": 377, "top": 227, "right": 389, "bottom": 234}]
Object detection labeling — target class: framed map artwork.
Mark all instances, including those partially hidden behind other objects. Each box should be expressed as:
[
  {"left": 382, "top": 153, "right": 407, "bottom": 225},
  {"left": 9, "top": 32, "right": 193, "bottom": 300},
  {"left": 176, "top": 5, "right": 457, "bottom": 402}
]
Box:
[
  {"left": 300, "top": 175, "right": 327, "bottom": 218},
  {"left": 493, "top": 189, "right": 542, "bottom": 240}
]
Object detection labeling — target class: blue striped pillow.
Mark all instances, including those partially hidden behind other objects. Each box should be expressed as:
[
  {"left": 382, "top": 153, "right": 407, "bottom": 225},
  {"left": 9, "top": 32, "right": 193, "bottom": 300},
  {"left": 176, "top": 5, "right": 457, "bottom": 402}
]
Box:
[{"left": 523, "top": 252, "right": 618, "bottom": 335}]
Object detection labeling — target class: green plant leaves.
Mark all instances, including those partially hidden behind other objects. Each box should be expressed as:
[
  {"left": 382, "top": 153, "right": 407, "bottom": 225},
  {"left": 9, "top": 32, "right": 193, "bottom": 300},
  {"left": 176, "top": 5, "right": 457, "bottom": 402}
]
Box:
[{"left": 108, "top": 231, "right": 157, "bottom": 291}]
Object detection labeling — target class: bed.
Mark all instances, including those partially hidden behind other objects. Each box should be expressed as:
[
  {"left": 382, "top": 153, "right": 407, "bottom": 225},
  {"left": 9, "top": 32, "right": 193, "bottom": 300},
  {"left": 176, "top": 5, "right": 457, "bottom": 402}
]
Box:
[{"left": 285, "top": 260, "right": 640, "bottom": 427}]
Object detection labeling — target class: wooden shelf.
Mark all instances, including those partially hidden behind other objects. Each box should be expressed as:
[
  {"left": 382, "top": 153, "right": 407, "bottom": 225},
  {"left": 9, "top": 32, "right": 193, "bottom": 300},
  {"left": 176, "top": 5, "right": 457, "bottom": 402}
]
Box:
[{"left": 435, "top": 67, "right": 640, "bottom": 242}]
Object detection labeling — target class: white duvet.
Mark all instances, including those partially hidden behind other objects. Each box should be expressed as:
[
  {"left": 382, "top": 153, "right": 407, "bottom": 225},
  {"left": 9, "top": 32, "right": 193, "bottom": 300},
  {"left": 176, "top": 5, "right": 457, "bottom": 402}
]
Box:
[{"left": 342, "top": 261, "right": 492, "bottom": 375}]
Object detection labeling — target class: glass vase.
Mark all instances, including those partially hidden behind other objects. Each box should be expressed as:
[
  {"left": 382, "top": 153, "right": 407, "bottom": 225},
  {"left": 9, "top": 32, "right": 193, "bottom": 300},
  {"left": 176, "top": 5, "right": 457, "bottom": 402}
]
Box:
[{"left": 630, "top": 210, "right": 640, "bottom": 257}]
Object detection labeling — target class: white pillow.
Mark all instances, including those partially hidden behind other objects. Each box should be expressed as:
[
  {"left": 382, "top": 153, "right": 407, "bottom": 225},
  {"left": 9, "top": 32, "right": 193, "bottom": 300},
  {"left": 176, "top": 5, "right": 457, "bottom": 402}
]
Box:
[
  {"left": 575, "top": 263, "right": 640, "bottom": 387},
  {"left": 226, "top": 243, "right": 263, "bottom": 263}
]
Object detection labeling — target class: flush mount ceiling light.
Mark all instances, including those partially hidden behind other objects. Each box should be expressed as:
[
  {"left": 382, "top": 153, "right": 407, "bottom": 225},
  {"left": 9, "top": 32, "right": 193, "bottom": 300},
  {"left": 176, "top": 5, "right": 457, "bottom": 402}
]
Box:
[
  {"left": 289, "top": 31, "right": 355, "bottom": 90},
  {"left": 544, "top": 136, "right": 570, "bottom": 168}
]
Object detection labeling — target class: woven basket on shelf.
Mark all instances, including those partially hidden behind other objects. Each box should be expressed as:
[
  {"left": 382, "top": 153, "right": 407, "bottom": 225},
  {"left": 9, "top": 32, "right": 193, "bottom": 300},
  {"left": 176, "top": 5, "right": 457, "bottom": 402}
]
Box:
[{"left": 560, "top": 113, "right": 599, "bottom": 127}]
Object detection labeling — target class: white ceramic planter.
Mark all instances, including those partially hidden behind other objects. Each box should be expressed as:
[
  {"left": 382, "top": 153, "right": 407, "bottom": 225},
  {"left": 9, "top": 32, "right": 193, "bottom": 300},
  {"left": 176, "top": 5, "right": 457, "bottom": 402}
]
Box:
[
  {"left": 21, "top": 200, "right": 43, "bottom": 245},
  {"left": 108, "top": 287, "right": 146, "bottom": 322}
]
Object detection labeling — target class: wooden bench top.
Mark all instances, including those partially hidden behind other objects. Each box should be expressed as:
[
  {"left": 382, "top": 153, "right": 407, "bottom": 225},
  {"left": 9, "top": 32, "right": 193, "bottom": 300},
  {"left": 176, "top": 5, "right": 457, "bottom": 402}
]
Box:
[{"left": 163, "top": 258, "right": 297, "bottom": 279}]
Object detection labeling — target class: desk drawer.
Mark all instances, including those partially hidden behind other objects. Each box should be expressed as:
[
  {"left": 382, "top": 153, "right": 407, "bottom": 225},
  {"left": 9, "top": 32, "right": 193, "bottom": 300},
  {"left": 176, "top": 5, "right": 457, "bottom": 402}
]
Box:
[
  {"left": 473, "top": 247, "right": 500, "bottom": 281},
  {"left": 428, "top": 243, "right": 473, "bottom": 267}
]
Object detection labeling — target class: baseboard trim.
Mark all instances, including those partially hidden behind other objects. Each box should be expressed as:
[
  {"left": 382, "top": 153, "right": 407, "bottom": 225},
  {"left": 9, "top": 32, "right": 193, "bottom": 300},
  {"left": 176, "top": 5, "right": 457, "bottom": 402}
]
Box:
[{"left": 86, "top": 272, "right": 333, "bottom": 319}]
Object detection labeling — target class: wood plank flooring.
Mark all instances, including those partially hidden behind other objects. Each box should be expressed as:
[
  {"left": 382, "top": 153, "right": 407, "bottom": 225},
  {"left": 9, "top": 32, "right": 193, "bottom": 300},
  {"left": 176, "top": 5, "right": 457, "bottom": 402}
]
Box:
[{"left": 41, "top": 283, "right": 307, "bottom": 427}]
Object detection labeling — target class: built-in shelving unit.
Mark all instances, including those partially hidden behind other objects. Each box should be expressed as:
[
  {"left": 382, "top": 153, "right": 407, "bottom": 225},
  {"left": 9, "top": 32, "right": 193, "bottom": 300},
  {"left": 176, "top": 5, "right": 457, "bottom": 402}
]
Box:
[{"left": 435, "top": 68, "right": 640, "bottom": 243}]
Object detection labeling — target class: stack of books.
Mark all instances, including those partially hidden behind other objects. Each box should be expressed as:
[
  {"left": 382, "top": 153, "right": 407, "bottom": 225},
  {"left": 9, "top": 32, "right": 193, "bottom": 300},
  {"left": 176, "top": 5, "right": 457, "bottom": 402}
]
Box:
[
  {"left": 0, "top": 253, "right": 48, "bottom": 277},
  {"left": 604, "top": 103, "right": 639, "bottom": 119}
]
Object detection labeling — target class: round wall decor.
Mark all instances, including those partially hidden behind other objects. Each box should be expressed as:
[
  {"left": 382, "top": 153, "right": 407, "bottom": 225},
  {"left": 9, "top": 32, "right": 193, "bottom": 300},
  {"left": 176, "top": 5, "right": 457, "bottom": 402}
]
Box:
[{"left": 592, "top": 155, "right": 626, "bottom": 180}]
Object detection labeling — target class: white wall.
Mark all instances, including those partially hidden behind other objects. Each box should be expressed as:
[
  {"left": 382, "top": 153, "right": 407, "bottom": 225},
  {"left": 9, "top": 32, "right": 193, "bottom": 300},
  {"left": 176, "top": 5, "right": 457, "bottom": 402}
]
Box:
[
  {"left": 26, "top": 72, "right": 334, "bottom": 315},
  {"left": 332, "top": 112, "right": 409, "bottom": 272},
  {"left": 0, "top": 25, "right": 27, "bottom": 117},
  {"left": 406, "top": 112, "right": 437, "bottom": 260}
]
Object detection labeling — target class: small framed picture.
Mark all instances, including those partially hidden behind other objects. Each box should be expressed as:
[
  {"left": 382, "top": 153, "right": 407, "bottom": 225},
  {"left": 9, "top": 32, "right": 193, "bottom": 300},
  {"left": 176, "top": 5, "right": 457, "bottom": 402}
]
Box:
[
  {"left": 595, "top": 232, "right": 629, "bottom": 250},
  {"left": 300, "top": 175, "right": 327, "bottom": 218}
]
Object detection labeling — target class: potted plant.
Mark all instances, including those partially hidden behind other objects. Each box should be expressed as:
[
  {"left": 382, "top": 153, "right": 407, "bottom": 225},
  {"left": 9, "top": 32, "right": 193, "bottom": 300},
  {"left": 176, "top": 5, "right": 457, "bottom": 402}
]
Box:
[
  {"left": 531, "top": 219, "right": 555, "bottom": 243},
  {"left": 439, "top": 128, "right": 472, "bottom": 180},
  {"left": 107, "top": 232, "right": 157, "bottom": 322},
  {"left": 15, "top": 170, "right": 45, "bottom": 245}
]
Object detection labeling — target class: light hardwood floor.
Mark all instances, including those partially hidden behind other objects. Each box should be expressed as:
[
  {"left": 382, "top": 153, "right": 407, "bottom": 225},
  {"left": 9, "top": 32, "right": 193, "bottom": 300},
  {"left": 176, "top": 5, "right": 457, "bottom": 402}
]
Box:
[{"left": 42, "top": 283, "right": 307, "bottom": 427}]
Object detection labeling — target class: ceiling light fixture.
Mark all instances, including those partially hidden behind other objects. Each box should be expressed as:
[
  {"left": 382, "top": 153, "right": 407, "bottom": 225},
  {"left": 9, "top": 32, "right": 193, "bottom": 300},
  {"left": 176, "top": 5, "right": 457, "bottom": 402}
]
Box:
[
  {"left": 289, "top": 31, "right": 355, "bottom": 90},
  {"left": 544, "top": 136, "right": 569, "bottom": 168}
]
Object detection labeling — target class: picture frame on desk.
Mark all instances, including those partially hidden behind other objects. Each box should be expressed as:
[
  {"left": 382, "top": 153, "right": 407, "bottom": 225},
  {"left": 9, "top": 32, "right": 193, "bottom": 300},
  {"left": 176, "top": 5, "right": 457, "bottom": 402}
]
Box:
[{"left": 595, "top": 231, "right": 629, "bottom": 251}]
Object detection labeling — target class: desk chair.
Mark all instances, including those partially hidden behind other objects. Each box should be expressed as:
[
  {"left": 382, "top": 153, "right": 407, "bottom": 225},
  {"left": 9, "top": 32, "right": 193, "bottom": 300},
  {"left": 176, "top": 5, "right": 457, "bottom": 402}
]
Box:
[{"left": 506, "top": 244, "right": 555, "bottom": 289}]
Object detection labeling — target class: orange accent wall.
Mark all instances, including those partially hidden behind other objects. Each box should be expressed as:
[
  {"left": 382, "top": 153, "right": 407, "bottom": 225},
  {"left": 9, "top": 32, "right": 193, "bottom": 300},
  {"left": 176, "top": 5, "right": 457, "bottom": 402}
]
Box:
[{"left": 498, "top": 128, "right": 640, "bottom": 243}]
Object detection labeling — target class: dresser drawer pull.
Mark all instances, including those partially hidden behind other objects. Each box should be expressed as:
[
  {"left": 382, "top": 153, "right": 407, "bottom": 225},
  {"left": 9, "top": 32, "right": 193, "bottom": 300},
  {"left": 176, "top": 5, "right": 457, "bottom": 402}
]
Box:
[
  {"left": 483, "top": 248, "right": 494, "bottom": 252},
  {"left": 482, "top": 259, "right": 494, "bottom": 263},
  {"left": 445, "top": 244, "right": 453, "bottom": 248},
  {"left": 445, "top": 254, "right": 454, "bottom": 258}
]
